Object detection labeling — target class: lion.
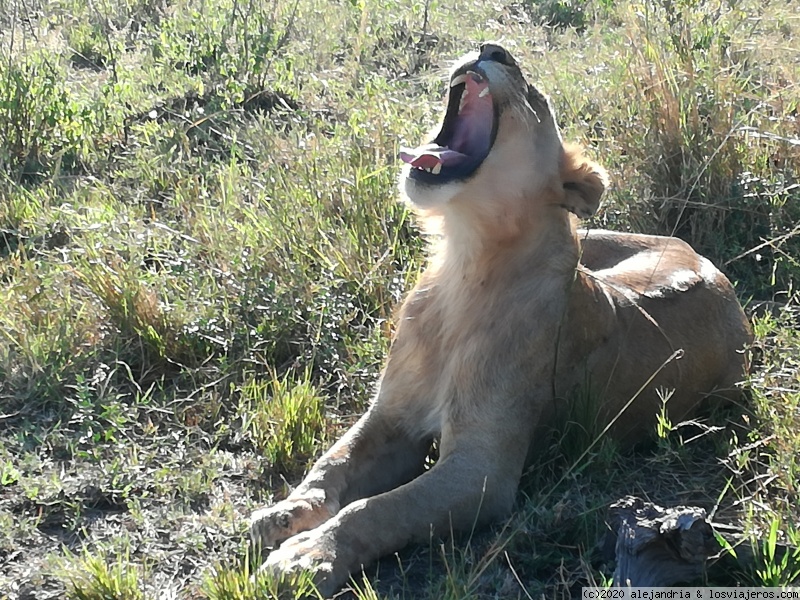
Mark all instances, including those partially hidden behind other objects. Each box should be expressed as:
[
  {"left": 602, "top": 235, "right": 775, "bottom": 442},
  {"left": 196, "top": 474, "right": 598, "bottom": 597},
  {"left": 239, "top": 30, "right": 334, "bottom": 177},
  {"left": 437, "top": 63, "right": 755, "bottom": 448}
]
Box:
[{"left": 249, "top": 43, "right": 752, "bottom": 596}]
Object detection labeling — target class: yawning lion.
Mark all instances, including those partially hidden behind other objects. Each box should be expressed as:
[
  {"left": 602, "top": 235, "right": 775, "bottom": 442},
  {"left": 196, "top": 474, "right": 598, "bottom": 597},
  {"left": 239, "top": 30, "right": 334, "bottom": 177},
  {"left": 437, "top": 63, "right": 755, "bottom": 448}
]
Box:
[{"left": 249, "top": 43, "right": 752, "bottom": 596}]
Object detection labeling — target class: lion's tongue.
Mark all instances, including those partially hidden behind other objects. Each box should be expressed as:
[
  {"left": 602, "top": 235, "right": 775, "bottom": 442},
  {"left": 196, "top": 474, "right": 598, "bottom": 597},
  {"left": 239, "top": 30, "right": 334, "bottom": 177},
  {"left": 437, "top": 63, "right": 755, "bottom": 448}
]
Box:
[{"left": 399, "top": 144, "right": 469, "bottom": 169}]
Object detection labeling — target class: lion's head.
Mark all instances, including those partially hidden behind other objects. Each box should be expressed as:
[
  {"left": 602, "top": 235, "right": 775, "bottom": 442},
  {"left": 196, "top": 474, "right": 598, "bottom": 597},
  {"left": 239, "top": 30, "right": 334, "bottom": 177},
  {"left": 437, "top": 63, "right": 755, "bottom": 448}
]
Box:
[{"left": 399, "top": 43, "right": 607, "bottom": 238}]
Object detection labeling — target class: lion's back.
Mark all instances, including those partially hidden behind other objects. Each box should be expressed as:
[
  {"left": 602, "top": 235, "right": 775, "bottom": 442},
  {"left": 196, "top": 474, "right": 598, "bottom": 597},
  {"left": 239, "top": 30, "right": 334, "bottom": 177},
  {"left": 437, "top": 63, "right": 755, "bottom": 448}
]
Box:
[{"left": 556, "top": 229, "right": 752, "bottom": 443}]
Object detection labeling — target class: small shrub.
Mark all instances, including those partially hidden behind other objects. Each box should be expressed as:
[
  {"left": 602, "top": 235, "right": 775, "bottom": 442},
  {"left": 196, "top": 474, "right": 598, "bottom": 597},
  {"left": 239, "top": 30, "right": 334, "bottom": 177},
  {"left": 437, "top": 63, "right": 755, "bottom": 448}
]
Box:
[
  {"left": 63, "top": 549, "right": 143, "bottom": 600},
  {"left": 240, "top": 373, "right": 326, "bottom": 474},
  {"left": 0, "top": 53, "right": 101, "bottom": 179},
  {"left": 76, "top": 255, "right": 204, "bottom": 374},
  {"left": 527, "top": 0, "right": 590, "bottom": 29},
  {"left": 754, "top": 516, "right": 800, "bottom": 586},
  {"left": 203, "top": 555, "right": 322, "bottom": 600}
]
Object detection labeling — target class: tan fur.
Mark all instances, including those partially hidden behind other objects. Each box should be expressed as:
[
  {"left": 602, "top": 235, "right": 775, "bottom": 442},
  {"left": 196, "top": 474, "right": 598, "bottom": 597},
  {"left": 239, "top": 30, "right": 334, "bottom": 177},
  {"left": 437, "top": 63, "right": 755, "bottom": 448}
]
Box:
[{"left": 249, "top": 44, "right": 752, "bottom": 596}]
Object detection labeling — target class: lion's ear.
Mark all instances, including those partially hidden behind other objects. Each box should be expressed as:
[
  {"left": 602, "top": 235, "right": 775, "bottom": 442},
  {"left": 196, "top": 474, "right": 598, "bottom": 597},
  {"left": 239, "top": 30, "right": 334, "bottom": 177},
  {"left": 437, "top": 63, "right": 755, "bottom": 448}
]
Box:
[{"left": 560, "top": 143, "right": 608, "bottom": 218}]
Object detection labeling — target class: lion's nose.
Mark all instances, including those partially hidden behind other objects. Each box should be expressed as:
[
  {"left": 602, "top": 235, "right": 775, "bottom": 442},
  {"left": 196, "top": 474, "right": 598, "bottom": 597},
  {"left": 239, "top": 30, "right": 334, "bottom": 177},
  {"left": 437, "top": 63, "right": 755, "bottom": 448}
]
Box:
[{"left": 478, "top": 43, "right": 510, "bottom": 65}]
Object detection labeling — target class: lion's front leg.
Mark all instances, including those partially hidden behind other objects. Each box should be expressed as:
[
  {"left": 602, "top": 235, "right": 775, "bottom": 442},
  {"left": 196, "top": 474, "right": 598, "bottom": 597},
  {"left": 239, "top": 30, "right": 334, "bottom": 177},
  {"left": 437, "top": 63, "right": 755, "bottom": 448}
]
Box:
[
  {"left": 249, "top": 406, "right": 430, "bottom": 553},
  {"left": 260, "top": 418, "right": 534, "bottom": 597}
]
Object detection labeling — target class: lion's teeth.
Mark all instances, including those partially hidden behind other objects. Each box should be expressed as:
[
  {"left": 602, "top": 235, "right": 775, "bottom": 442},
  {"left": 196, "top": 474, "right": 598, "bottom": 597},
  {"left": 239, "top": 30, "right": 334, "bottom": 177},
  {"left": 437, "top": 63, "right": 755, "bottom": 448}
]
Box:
[
  {"left": 478, "top": 87, "right": 490, "bottom": 98},
  {"left": 432, "top": 163, "right": 442, "bottom": 175},
  {"left": 450, "top": 74, "right": 467, "bottom": 87},
  {"left": 459, "top": 92, "right": 467, "bottom": 113}
]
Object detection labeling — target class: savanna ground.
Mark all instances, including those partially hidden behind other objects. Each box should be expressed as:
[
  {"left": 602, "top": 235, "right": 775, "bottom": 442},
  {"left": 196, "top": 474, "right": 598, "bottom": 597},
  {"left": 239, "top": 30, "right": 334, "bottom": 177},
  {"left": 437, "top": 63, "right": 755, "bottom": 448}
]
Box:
[{"left": 1, "top": 0, "right": 799, "bottom": 597}]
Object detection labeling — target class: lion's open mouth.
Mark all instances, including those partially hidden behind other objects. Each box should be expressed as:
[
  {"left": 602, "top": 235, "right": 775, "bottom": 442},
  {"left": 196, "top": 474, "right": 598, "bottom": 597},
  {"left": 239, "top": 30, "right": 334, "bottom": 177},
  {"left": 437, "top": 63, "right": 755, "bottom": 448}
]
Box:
[{"left": 400, "top": 69, "right": 497, "bottom": 183}]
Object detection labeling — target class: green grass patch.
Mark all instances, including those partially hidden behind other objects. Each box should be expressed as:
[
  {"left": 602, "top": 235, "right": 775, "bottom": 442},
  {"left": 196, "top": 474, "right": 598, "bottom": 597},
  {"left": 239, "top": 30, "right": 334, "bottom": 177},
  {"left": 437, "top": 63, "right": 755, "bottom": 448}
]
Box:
[{"left": 239, "top": 372, "right": 327, "bottom": 475}]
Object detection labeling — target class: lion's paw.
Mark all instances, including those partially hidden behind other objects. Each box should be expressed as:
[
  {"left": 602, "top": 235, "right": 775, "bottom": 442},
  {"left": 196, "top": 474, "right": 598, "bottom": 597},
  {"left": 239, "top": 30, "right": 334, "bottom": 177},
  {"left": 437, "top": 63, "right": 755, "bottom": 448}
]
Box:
[
  {"left": 249, "top": 495, "right": 336, "bottom": 557},
  {"left": 259, "top": 529, "right": 344, "bottom": 598}
]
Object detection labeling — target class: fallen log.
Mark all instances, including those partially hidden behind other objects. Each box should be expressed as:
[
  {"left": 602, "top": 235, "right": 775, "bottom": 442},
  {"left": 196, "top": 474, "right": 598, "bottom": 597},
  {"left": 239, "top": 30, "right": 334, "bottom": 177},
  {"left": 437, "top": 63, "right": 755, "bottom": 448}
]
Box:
[
  {"left": 602, "top": 496, "right": 799, "bottom": 587},
  {"left": 606, "top": 496, "right": 720, "bottom": 586}
]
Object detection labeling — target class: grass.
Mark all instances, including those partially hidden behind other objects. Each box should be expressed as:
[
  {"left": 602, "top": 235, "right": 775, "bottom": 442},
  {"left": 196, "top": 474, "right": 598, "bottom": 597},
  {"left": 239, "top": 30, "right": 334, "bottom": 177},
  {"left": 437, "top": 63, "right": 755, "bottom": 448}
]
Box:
[
  {"left": 0, "top": 0, "right": 799, "bottom": 597},
  {"left": 62, "top": 548, "right": 144, "bottom": 600}
]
